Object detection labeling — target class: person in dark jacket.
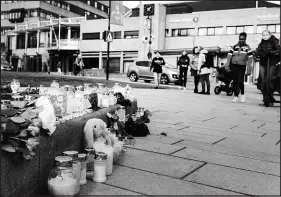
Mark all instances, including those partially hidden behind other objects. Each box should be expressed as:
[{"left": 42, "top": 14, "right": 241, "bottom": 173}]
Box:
[
  {"left": 177, "top": 50, "right": 190, "bottom": 90},
  {"left": 190, "top": 46, "right": 201, "bottom": 93},
  {"left": 226, "top": 32, "right": 253, "bottom": 103},
  {"left": 150, "top": 51, "right": 165, "bottom": 89},
  {"left": 256, "top": 30, "right": 280, "bottom": 106}
]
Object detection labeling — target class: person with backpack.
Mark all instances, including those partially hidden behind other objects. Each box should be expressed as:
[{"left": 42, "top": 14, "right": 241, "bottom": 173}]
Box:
[
  {"left": 256, "top": 29, "right": 280, "bottom": 106},
  {"left": 225, "top": 32, "right": 253, "bottom": 103},
  {"left": 177, "top": 50, "right": 190, "bottom": 90},
  {"left": 197, "top": 47, "right": 211, "bottom": 95}
]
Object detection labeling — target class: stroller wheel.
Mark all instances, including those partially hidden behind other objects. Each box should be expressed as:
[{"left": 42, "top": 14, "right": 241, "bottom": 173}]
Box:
[
  {"left": 264, "top": 97, "right": 270, "bottom": 107},
  {"left": 214, "top": 86, "right": 221, "bottom": 95},
  {"left": 227, "top": 90, "right": 233, "bottom": 96}
]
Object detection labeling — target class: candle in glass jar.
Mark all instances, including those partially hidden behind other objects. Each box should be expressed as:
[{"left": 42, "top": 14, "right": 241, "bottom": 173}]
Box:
[
  {"left": 93, "top": 152, "right": 107, "bottom": 183},
  {"left": 48, "top": 176, "right": 76, "bottom": 196}
]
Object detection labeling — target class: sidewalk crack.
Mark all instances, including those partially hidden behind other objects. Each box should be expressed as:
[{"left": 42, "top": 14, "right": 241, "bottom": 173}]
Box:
[
  {"left": 169, "top": 147, "right": 186, "bottom": 155},
  {"left": 180, "top": 162, "right": 207, "bottom": 179},
  {"left": 170, "top": 139, "right": 184, "bottom": 145},
  {"left": 212, "top": 137, "right": 227, "bottom": 145}
]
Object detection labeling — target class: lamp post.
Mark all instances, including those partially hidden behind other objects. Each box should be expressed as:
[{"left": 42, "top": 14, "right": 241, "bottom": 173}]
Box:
[{"left": 146, "top": 15, "right": 152, "bottom": 60}]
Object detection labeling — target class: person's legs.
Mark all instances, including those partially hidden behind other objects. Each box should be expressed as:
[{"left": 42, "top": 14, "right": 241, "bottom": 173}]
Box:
[
  {"left": 157, "top": 73, "right": 161, "bottom": 87},
  {"left": 205, "top": 74, "right": 211, "bottom": 94},
  {"left": 194, "top": 75, "right": 199, "bottom": 93},
  {"left": 269, "top": 65, "right": 277, "bottom": 103},
  {"left": 237, "top": 66, "right": 246, "bottom": 102},
  {"left": 153, "top": 72, "right": 158, "bottom": 88},
  {"left": 183, "top": 67, "right": 188, "bottom": 88},
  {"left": 199, "top": 75, "right": 205, "bottom": 94},
  {"left": 231, "top": 64, "right": 239, "bottom": 102},
  {"left": 179, "top": 67, "right": 184, "bottom": 88}
]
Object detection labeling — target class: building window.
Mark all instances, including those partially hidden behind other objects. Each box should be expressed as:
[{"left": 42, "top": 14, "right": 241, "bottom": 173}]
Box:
[
  {"left": 244, "top": 26, "right": 254, "bottom": 34},
  {"left": 101, "top": 5, "right": 104, "bottom": 11},
  {"left": 214, "top": 27, "right": 223, "bottom": 35},
  {"left": 165, "top": 29, "right": 170, "bottom": 37},
  {"left": 87, "top": 0, "right": 90, "bottom": 5},
  {"left": 124, "top": 31, "right": 139, "bottom": 39},
  {"left": 113, "top": 31, "right": 121, "bottom": 39},
  {"left": 207, "top": 27, "right": 215, "bottom": 35},
  {"left": 171, "top": 28, "right": 195, "bottom": 37},
  {"left": 16, "top": 33, "right": 25, "bottom": 49},
  {"left": 30, "top": 9, "right": 38, "bottom": 17},
  {"left": 257, "top": 24, "right": 279, "bottom": 33},
  {"left": 94, "top": 2, "right": 97, "bottom": 8},
  {"left": 198, "top": 28, "right": 207, "bottom": 36},
  {"left": 82, "top": 32, "right": 100, "bottom": 40},
  {"left": 28, "top": 32, "right": 37, "bottom": 48}
]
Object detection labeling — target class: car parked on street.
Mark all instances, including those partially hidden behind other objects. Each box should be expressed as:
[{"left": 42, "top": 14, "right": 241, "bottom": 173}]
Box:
[
  {"left": 127, "top": 60, "right": 179, "bottom": 84},
  {"left": 1, "top": 59, "right": 13, "bottom": 71}
]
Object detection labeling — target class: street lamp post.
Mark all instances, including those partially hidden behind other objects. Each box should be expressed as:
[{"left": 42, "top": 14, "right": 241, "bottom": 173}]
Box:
[{"left": 146, "top": 15, "right": 152, "bottom": 60}]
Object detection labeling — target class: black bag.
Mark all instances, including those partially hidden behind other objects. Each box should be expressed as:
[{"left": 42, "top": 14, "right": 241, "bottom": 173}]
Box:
[
  {"left": 88, "top": 93, "right": 98, "bottom": 111},
  {"left": 125, "top": 116, "right": 150, "bottom": 137}
]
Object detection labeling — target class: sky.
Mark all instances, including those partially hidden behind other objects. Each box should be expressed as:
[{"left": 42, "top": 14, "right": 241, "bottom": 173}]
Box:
[{"left": 123, "top": 1, "right": 280, "bottom": 9}]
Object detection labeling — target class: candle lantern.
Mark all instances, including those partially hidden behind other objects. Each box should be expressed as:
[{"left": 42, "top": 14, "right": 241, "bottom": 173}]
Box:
[
  {"left": 48, "top": 156, "right": 76, "bottom": 196},
  {"left": 78, "top": 153, "right": 87, "bottom": 185},
  {"left": 93, "top": 152, "right": 107, "bottom": 183},
  {"left": 50, "top": 80, "right": 60, "bottom": 88},
  {"left": 10, "top": 79, "right": 20, "bottom": 93},
  {"left": 62, "top": 151, "right": 81, "bottom": 195}
]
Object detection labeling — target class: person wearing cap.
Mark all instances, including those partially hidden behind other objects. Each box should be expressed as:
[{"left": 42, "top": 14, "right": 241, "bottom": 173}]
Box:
[
  {"left": 177, "top": 50, "right": 190, "bottom": 90},
  {"left": 150, "top": 51, "right": 165, "bottom": 89}
]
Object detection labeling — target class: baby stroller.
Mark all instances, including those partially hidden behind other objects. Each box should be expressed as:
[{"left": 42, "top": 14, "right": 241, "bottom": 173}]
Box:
[
  {"left": 214, "top": 66, "right": 234, "bottom": 96},
  {"left": 262, "top": 59, "right": 280, "bottom": 107}
]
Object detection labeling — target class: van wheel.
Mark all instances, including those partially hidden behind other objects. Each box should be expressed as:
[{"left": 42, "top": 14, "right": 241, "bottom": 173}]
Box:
[
  {"left": 144, "top": 80, "right": 151, "bottom": 83},
  {"left": 129, "top": 72, "right": 138, "bottom": 82},
  {"left": 160, "top": 74, "right": 169, "bottom": 84}
]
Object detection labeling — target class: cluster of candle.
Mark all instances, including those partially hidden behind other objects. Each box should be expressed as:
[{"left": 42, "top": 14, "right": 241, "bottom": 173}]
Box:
[{"left": 48, "top": 138, "right": 124, "bottom": 196}]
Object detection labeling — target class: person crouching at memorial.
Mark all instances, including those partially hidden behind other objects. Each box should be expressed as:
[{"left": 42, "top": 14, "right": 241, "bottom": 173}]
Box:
[
  {"left": 197, "top": 47, "right": 211, "bottom": 95},
  {"left": 178, "top": 50, "right": 190, "bottom": 90},
  {"left": 225, "top": 32, "right": 253, "bottom": 103},
  {"left": 190, "top": 46, "right": 201, "bottom": 93},
  {"left": 150, "top": 51, "right": 165, "bottom": 89}
]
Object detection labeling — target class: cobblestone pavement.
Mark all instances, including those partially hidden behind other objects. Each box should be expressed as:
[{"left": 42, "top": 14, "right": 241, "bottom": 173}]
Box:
[
  {"left": 2, "top": 71, "right": 279, "bottom": 196},
  {"left": 79, "top": 86, "right": 280, "bottom": 196}
]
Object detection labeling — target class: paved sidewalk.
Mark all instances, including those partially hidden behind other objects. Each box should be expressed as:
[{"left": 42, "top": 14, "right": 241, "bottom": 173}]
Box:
[{"left": 80, "top": 87, "right": 280, "bottom": 196}]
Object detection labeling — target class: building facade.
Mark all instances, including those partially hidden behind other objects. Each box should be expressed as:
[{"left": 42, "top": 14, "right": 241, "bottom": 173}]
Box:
[
  {"left": 79, "top": 1, "right": 280, "bottom": 83},
  {"left": 5, "top": 1, "right": 280, "bottom": 83},
  {"left": 0, "top": 0, "right": 128, "bottom": 72}
]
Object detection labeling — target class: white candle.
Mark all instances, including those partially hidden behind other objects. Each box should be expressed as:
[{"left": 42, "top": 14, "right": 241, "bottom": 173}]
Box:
[
  {"left": 101, "top": 145, "right": 113, "bottom": 175},
  {"left": 48, "top": 176, "right": 76, "bottom": 196},
  {"left": 93, "top": 159, "right": 107, "bottom": 183}
]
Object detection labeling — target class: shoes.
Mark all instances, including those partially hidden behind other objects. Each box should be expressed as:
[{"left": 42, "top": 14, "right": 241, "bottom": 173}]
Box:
[
  {"left": 198, "top": 91, "right": 205, "bottom": 94},
  {"left": 240, "top": 95, "right": 246, "bottom": 103},
  {"left": 205, "top": 92, "right": 210, "bottom": 95},
  {"left": 194, "top": 89, "right": 198, "bottom": 93},
  {"left": 232, "top": 97, "right": 238, "bottom": 103},
  {"left": 179, "top": 86, "right": 183, "bottom": 89},
  {"left": 154, "top": 86, "right": 158, "bottom": 89},
  {"left": 183, "top": 87, "right": 187, "bottom": 90}
]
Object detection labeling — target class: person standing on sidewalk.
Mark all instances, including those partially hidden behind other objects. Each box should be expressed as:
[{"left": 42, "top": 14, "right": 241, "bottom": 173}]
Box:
[
  {"left": 256, "top": 30, "right": 280, "bottom": 106},
  {"left": 197, "top": 48, "right": 211, "bottom": 95},
  {"left": 74, "top": 54, "right": 84, "bottom": 76},
  {"left": 225, "top": 32, "right": 253, "bottom": 103},
  {"left": 190, "top": 46, "right": 201, "bottom": 93},
  {"left": 177, "top": 50, "right": 190, "bottom": 90},
  {"left": 17, "top": 56, "right": 23, "bottom": 72},
  {"left": 57, "top": 61, "right": 62, "bottom": 75},
  {"left": 150, "top": 51, "right": 165, "bottom": 89}
]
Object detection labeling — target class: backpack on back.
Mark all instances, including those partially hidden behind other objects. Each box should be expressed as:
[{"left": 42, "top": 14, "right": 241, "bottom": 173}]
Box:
[{"left": 204, "top": 53, "right": 214, "bottom": 68}]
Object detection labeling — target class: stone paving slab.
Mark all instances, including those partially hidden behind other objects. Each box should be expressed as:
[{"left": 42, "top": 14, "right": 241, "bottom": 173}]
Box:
[
  {"left": 172, "top": 147, "right": 280, "bottom": 176},
  {"left": 116, "top": 148, "right": 205, "bottom": 178},
  {"left": 79, "top": 182, "right": 142, "bottom": 195},
  {"left": 184, "top": 164, "right": 280, "bottom": 195},
  {"left": 216, "top": 137, "right": 280, "bottom": 155},
  {"left": 174, "top": 140, "right": 280, "bottom": 163},
  {"left": 134, "top": 135, "right": 181, "bottom": 145},
  {"left": 106, "top": 165, "right": 241, "bottom": 195},
  {"left": 132, "top": 139, "right": 184, "bottom": 154}
]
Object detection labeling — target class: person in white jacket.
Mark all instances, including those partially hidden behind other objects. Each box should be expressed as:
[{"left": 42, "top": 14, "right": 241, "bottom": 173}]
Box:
[{"left": 197, "top": 47, "right": 212, "bottom": 95}]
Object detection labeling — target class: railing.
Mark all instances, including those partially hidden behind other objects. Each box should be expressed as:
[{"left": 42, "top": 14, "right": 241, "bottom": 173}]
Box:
[
  {"left": 48, "top": 39, "right": 80, "bottom": 50},
  {"left": 14, "top": 16, "right": 85, "bottom": 31}
]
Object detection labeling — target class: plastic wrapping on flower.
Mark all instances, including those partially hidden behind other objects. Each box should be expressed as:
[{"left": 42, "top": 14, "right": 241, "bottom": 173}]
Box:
[{"left": 35, "top": 96, "right": 57, "bottom": 135}]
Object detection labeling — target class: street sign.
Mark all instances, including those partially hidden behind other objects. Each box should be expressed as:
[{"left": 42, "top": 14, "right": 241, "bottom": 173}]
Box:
[{"left": 104, "top": 31, "right": 113, "bottom": 42}]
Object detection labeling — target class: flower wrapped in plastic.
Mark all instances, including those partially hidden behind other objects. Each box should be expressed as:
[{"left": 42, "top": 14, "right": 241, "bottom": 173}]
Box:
[{"left": 35, "top": 96, "right": 57, "bottom": 135}]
